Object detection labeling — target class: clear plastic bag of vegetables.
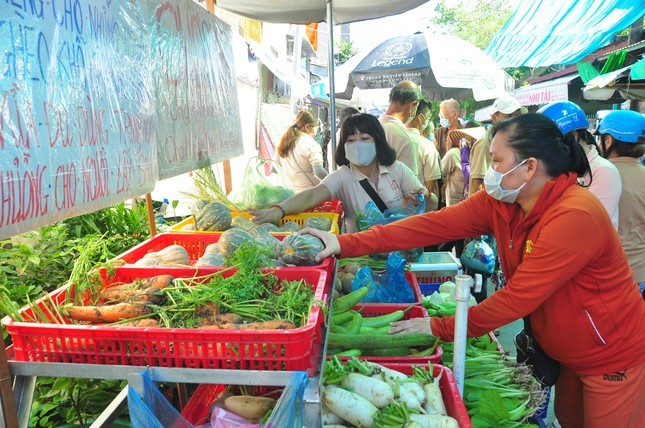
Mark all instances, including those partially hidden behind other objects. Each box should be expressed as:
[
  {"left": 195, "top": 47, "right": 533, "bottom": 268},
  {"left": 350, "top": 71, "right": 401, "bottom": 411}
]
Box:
[{"left": 228, "top": 157, "right": 294, "bottom": 210}]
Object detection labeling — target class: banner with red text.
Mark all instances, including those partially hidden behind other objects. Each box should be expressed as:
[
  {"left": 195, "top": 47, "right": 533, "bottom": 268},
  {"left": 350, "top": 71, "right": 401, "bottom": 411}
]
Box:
[{"left": 148, "top": 0, "right": 243, "bottom": 179}]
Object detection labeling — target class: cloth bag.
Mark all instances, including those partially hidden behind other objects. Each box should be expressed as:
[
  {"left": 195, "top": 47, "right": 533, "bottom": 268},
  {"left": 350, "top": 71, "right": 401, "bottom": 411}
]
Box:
[{"left": 514, "top": 317, "right": 560, "bottom": 387}]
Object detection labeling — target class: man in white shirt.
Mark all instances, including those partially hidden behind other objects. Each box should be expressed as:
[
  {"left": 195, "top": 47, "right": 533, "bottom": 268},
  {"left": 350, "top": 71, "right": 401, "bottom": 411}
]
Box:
[
  {"left": 406, "top": 98, "right": 440, "bottom": 211},
  {"left": 379, "top": 81, "right": 422, "bottom": 175}
]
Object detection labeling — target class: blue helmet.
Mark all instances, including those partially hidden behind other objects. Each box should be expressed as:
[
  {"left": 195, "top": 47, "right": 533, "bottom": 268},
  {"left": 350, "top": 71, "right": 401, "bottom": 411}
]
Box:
[
  {"left": 596, "top": 110, "right": 645, "bottom": 143},
  {"left": 537, "top": 101, "right": 589, "bottom": 135}
]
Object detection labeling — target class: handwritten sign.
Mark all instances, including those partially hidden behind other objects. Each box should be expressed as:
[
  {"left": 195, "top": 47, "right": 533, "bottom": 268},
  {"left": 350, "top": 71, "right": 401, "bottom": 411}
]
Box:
[
  {"left": 148, "top": 0, "right": 243, "bottom": 179},
  {"left": 0, "top": 0, "right": 243, "bottom": 240}
]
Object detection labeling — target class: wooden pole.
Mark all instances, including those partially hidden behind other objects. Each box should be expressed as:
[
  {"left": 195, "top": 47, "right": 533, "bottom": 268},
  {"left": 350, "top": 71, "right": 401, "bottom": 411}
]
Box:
[
  {"left": 145, "top": 193, "right": 157, "bottom": 237},
  {"left": 0, "top": 341, "right": 19, "bottom": 428}
]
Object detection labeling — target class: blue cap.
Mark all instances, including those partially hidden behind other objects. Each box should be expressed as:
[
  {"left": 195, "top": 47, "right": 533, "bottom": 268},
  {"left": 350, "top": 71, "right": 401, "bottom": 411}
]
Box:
[
  {"left": 596, "top": 110, "right": 645, "bottom": 143},
  {"left": 537, "top": 101, "right": 589, "bottom": 135}
]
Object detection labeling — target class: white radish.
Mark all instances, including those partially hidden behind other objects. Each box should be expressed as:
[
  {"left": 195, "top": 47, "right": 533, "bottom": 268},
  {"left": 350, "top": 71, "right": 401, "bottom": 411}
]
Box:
[
  {"left": 409, "top": 414, "right": 459, "bottom": 428},
  {"left": 323, "top": 385, "right": 378, "bottom": 428},
  {"left": 364, "top": 361, "right": 408, "bottom": 382},
  {"left": 373, "top": 372, "right": 423, "bottom": 412},
  {"left": 422, "top": 381, "right": 447, "bottom": 415},
  {"left": 341, "top": 373, "right": 394, "bottom": 408},
  {"left": 403, "top": 380, "right": 426, "bottom": 404},
  {"left": 322, "top": 405, "right": 346, "bottom": 424}
]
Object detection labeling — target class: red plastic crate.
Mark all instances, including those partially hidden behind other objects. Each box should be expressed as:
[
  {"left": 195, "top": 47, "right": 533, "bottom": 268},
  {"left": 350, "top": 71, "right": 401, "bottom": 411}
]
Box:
[
  {"left": 180, "top": 382, "right": 286, "bottom": 425},
  {"left": 114, "top": 232, "right": 335, "bottom": 278},
  {"left": 2, "top": 268, "right": 328, "bottom": 373},
  {"left": 306, "top": 199, "right": 344, "bottom": 216},
  {"left": 353, "top": 271, "right": 424, "bottom": 308},
  {"left": 333, "top": 304, "right": 443, "bottom": 365},
  {"left": 380, "top": 363, "right": 472, "bottom": 428}
]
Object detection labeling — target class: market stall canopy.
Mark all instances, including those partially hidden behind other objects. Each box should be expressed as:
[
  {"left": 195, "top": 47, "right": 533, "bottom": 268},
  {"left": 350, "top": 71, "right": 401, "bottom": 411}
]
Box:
[
  {"left": 486, "top": 0, "right": 645, "bottom": 67},
  {"left": 582, "top": 63, "right": 645, "bottom": 101},
  {"left": 333, "top": 32, "right": 515, "bottom": 101},
  {"left": 215, "top": 0, "right": 428, "bottom": 24}
]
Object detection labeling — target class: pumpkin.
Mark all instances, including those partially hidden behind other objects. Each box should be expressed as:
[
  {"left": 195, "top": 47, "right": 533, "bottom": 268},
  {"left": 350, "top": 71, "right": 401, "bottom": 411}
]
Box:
[
  {"left": 279, "top": 221, "right": 301, "bottom": 233},
  {"left": 278, "top": 234, "right": 325, "bottom": 266},
  {"left": 230, "top": 215, "right": 256, "bottom": 231},
  {"left": 218, "top": 228, "right": 252, "bottom": 257},
  {"left": 249, "top": 226, "right": 281, "bottom": 257},
  {"left": 181, "top": 222, "right": 196, "bottom": 231},
  {"left": 303, "top": 216, "right": 332, "bottom": 231},
  {"left": 141, "top": 244, "right": 190, "bottom": 265},
  {"left": 190, "top": 199, "right": 212, "bottom": 217},
  {"left": 195, "top": 201, "right": 232, "bottom": 231},
  {"left": 259, "top": 222, "right": 280, "bottom": 233},
  {"left": 203, "top": 243, "right": 221, "bottom": 256},
  {"left": 195, "top": 253, "right": 224, "bottom": 266}
]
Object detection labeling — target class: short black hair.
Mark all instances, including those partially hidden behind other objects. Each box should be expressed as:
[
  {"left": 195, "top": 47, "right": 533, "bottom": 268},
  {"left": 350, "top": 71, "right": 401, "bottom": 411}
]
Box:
[{"left": 335, "top": 113, "right": 396, "bottom": 166}]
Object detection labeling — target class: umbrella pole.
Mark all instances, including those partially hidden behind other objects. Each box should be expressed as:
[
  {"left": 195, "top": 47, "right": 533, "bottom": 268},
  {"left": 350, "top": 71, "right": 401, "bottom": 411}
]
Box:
[{"left": 327, "top": 0, "right": 338, "bottom": 171}]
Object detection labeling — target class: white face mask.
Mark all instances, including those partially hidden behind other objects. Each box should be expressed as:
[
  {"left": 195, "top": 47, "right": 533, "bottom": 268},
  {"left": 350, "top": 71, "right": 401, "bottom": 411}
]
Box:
[
  {"left": 484, "top": 159, "right": 528, "bottom": 204},
  {"left": 439, "top": 117, "right": 450, "bottom": 128},
  {"left": 345, "top": 141, "right": 377, "bottom": 166}
]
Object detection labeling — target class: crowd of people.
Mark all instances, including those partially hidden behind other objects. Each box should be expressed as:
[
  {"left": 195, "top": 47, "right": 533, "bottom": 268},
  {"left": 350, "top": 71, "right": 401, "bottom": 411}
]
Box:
[{"left": 257, "top": 80, "right": 645, "bottom": 428}]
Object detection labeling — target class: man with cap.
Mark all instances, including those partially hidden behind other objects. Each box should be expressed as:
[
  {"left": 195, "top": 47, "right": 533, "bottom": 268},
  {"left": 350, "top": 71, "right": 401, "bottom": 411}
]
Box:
[
  {"left": 379, "top": 81, "right": 423, "bottom": 174},
  {"left": 468, "top": 95, "right": 527, "bottom": 196},
  {"left": 596, "top": 110, "right": 645, "bottom": 296}
]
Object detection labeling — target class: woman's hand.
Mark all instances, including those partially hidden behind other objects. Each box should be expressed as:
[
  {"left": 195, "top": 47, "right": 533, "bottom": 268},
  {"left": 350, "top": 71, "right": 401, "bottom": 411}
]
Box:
[
  {"left": 388, "top": 318, "right": 433, "bottom": 335},
  {"left": 299, "top": 227, "right": 340, "bottom": 261},
  {"left": 249, "top": 207, "right": 282, "bottom": 225}
]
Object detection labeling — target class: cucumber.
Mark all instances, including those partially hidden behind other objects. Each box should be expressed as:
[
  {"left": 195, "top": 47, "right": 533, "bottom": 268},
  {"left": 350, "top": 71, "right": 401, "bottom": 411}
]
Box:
[
  {"left": 328, "top": 333, "right": 436, "bottom": 351},
  {"left": 361, "top": 310, "right": 405, "bottom": 328}
]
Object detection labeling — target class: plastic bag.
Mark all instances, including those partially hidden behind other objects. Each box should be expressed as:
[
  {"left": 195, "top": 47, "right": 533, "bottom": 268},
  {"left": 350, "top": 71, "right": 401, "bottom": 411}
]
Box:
[
  {"left": 460, "top": 238, "right": 495, "bottom": 274},
  {"left": 356, "top": 194, "right": 426, "bottom": 232},
  {"left": 350, "top": 252, "right": 415, "bottom": 303},
  {"left": 228, "top": 157, "right": 294, "bottom": 210},
  {"left": 128, "top": 372, "right": 207, "bottom": 428},
  {"left": 210, "top": 408, "right": 261, "bottom": 428},
  {"left": 264, "top": 371, "right": 308, "bottom": 428}
]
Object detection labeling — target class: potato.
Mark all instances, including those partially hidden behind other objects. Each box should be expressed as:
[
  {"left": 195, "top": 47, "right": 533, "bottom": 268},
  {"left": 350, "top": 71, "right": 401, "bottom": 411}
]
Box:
[
  {"left": 224, "top": 395, "right": 276, "bottom": 420},
  {"left": 344, "top": 261, "right": 362, "bottom": 275},
  {"left": 341, "top": 273, "right": 355, "bottom": 294},
  {"left": 334, "top": 276, "right": 342, "bottom": 292}
]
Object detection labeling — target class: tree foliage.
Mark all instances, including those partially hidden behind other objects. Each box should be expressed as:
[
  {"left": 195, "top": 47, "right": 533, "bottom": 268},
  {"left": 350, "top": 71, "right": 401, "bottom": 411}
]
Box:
[
  {"left": 429, "top": 0, "right": 514, "bottom": 50},
  {"left": 335, "top": 39, "right": 357, "bottom": 65}
]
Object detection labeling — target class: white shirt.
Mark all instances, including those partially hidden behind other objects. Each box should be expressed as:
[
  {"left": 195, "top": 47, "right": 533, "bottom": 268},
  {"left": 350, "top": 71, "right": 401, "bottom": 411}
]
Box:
[
  {"left": 379, "top": 115, "right": 419, "bottom": 175},
  {"left": 321, "top": 161, "right": 424, "bottom": 232},
  {"left": 441, "top": 147, "right": 465, "bottom": 206},
  {"left": 578, "top": 146, "right": 621, "bottom": 229},
  {"left": 275, "top": 132, "right": 324, "bottom": 193}
]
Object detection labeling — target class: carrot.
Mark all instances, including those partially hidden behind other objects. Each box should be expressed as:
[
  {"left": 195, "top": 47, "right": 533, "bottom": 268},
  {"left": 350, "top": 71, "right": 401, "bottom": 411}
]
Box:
[
  {"left": 198, "top": 313, "right": 243, "bottom": 329},
  {"left": 99, "top": 283, "right": 141, "bottom": 301},
  {"left": 195, "top": 301, "right": 220, "bottom": 318},
  {"left": 101, "top": 285, "right": 166, "bottom": 305},
  {"left": 66, "top": 303, "right": 153, "bottom": 323},
  {"left": 132, "top": 274, "right": 174, "bottom": 290},
  {"left": 237, "top": 320, "right": 296, "bottom": 330},
  {"left": 224, "top": 395, "right": 276, "bottom": 420},
  {"left": 113, "top": 318, "right": 160, "bottom": 328}
]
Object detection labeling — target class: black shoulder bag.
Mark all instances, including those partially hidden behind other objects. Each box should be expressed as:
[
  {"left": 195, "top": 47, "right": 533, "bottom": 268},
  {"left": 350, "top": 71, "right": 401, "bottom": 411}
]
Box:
[
  {"left": 514, "top": 316, "right": 560, "bottom": 386},
  {"left": 359, "top": 178, "right": 388, "bottom": 213}
]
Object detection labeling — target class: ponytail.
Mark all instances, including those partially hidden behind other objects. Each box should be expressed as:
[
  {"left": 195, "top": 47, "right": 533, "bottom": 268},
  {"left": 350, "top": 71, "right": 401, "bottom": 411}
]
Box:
[
  {"left": 562, "top": 131, "right": 592, "bottom": 186},
  {"left": 277, "top": 110, "right": 317, "bottom": 158}
]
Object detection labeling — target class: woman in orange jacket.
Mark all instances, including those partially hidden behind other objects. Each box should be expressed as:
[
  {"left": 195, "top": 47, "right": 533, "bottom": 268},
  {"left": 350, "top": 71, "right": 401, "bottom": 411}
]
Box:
[{"left": 307, "top": 113, "right": 644, "bottom": 427}]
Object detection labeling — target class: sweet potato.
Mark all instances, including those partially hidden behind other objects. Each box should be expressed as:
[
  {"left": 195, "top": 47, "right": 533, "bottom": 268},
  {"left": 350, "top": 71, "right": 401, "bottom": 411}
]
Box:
[
  {"left": 224, "top": 395, "right": 276, "bottom": 421},
  {"left": 237, "top": 320, "right": 296, "bottom": 330},
  {"left": 114, "top": 318, "right": 160, "bottom": 328},
  {"left": 66, "top": 303, "right": 153, "bottom": 323},
  {"left": 198, "top": 313, "right": 243, "bottom": 329}
]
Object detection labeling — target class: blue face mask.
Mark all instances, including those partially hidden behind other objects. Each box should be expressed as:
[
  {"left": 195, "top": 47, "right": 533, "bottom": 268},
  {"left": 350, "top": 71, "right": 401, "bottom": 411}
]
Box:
[
  {"left": 484, "top": 159, "right": 528, "bottom": 204},
  {"left": 439, "top": 117, "right": 450, "bottom": 128}
]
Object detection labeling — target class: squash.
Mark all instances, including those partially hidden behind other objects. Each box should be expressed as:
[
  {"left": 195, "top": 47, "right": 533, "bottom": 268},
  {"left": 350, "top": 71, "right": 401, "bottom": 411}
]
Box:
[
  {"left": 141, "top": 244, "right": 189, "bottom": 265},
  {"left": 249, "top": 226, "right": 281, "bottom": 257},
  {"left": 303, "top": 216, "right": 332, "bottom": 231},
  {"left": 218, "top": 228, "right": 252, "bottom": 257},
  {"left": 230, "top": 215, "right": 256, "bottom": 231},
  {"left": 181, "top": 222, "right": 196, "bottom": 231},
  {"left": 259, "top": 222, "right": 280, "bottom": 233},
  {"left": 190, "top": 199, "right": 212, "bottom": 217},
  {"left": 203, "top": 243, "right": 221, "bottom": 256},
  {"left": 195, "top": 201, "right": 232, "bottom": 231},
  {"left": 134, "top": 258, "right": 160, "bottom": 267},
  {"left": 195, "top": 253, "right": 224, "bottom": 266},
  {"left": 278, "top": 234, "right": 325, "bottom": 266},
  {"left": 279, "top": 221, "right": 301, "bottom": 233}
]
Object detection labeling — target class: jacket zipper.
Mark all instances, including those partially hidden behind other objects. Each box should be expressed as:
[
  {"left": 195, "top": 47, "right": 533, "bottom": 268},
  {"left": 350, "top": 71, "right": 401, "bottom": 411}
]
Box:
[
  {"left": 585, "top": 310, "right": 607, "bottom": 345},
  {"left": 509, "top": 239, "right": 513, "bottom": 249}
]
